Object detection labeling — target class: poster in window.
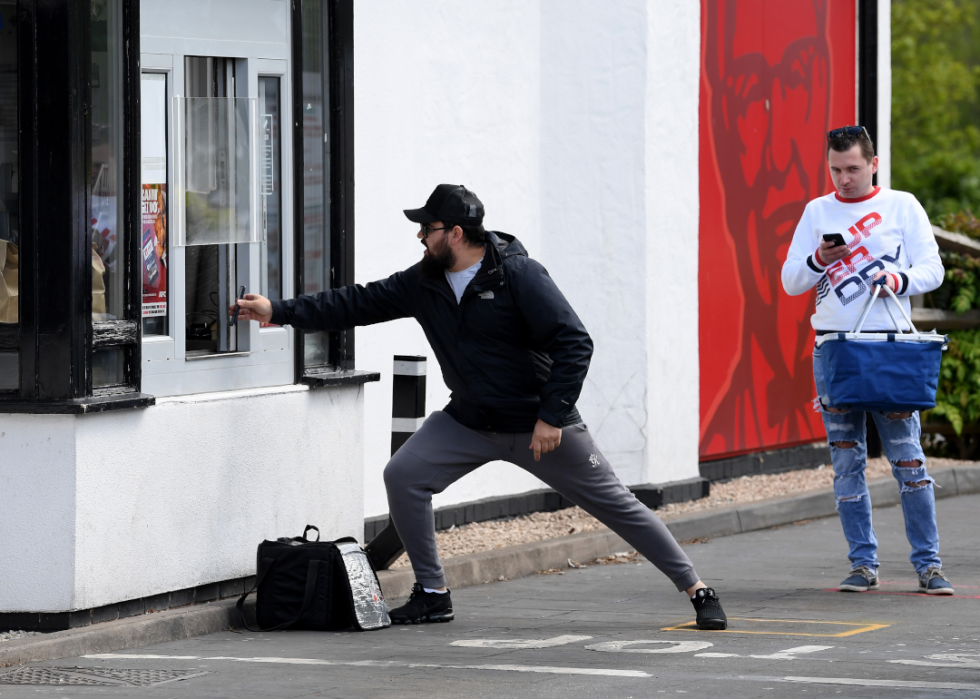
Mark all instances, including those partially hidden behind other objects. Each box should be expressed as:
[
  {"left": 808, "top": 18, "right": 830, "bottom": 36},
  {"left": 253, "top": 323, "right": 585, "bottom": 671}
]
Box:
[{"left": 141, "top": 183, "right": 167, "bottom": 317}]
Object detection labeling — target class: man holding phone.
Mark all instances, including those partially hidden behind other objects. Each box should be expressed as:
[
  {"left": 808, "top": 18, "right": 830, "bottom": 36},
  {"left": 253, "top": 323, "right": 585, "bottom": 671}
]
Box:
[
  {"left": 781, "top": 127, "right": 952, "bottom": 595},
  {"left": 235, "top": 184, "right": 729, "bottom": 630}
]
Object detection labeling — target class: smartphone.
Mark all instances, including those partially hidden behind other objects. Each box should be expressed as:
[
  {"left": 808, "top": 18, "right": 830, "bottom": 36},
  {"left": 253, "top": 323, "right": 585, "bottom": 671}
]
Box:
[
  {"left": 231, "top": 285, "right": 246, "bottom": 326},
  {"left": 823, "top": 233, "right": 847, "bottom": 248}
]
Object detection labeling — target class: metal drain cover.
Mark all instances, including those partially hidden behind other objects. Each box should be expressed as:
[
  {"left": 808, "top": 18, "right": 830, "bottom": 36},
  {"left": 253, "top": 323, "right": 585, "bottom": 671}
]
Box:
[{"left": 0, "top": 666, "right": 208, "bottom": 687}]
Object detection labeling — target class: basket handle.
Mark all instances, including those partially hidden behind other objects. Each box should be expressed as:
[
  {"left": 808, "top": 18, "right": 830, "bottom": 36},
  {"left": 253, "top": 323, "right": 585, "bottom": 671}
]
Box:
[{"left": 851, "top": 276, "right": 919, "bottom": 334}]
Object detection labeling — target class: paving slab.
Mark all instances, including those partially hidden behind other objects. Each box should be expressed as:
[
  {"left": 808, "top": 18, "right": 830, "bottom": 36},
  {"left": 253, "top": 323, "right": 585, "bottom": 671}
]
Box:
[{"left": 1, "top": 492, "right": 977, "bottom": 698}]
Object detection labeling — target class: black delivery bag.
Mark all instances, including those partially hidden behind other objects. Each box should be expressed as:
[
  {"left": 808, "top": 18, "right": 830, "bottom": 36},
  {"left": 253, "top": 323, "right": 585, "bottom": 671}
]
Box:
[{"left": 237, "top": 525, "right": 390, "bottom": 631}]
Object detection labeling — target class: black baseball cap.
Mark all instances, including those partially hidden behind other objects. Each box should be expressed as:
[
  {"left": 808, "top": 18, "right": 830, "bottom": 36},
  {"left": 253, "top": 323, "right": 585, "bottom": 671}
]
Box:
[{"left": 404, "top": 184, "right": 485, "bottom": 226}]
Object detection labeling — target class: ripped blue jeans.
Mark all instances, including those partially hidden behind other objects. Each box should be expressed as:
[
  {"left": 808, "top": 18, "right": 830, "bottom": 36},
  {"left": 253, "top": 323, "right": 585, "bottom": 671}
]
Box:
[{"left": 813, "top": 352, "right": 941, "bottom": 575}]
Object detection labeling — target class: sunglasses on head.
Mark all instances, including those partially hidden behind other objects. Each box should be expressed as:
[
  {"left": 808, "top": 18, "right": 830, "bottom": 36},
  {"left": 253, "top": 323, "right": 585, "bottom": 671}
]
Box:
[{"left": 827, "top": 125, "right": 868, "bottom": 139}]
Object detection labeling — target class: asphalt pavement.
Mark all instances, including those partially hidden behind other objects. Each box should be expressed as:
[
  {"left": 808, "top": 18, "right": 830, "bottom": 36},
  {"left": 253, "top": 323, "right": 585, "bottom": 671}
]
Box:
[{"left": 1, "top": 493, "right": 978, "bottom": 698}]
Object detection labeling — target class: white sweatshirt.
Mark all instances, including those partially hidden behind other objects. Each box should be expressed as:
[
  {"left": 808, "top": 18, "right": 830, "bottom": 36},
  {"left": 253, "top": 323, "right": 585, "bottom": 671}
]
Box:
[{"left": 781, "top": 187, "right": 944, "bottom": 332}]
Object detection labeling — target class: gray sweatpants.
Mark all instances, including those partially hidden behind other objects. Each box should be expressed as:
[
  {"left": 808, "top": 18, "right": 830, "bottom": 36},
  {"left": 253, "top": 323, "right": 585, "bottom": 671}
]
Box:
[{"left": 383, "top": 411, "right": 700, "bottom": 592}]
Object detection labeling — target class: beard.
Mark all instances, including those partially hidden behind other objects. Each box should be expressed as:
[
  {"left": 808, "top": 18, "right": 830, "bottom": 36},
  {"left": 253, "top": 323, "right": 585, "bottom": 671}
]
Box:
[{"left": 419, "top": 238, "right": 456, "bottom": 279}]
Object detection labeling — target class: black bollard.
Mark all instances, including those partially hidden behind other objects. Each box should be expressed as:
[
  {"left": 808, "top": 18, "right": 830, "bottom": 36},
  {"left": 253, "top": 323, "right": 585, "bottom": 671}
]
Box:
[{"left": 365, "top": 356, "right": 426, "bottom": 571}]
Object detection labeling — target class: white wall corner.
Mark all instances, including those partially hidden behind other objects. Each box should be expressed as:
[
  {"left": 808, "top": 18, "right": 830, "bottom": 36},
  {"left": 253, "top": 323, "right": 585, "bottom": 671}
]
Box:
[
  {"left": 642, "top": 0, "right": 701, "bottom": 485},
  {"left": 877, "top": 0, "right": 891, "bottom": 189},
  {"left": 0, "top": 415, "right": 78, "bottom": 612}
]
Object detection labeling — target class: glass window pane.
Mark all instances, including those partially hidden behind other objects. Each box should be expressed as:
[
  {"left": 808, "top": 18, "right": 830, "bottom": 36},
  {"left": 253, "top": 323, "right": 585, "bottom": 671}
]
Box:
[
  {"left": 142, "top": 73, "right": 169, "bottom": 336},
  {"left": 91, "top": 0, "right": 125, "bottom": 321},
  {"left": 259, "top": 76, "right": 282, "bottom": 305},
  {"left": 181, "top": 57, "right": 248, "bottom": 356},
  {"left": 0, "top": 0, "right": 18, "bottom": 326},
  {"left": 301, "top": 0, "right": 331, "bottom": 367},
  {"left": 92, "top": 346, "right": 126, "bottom": 387},
  {"left": 0, "top": 351, "right": 16, "bottom": 391},
  {"left": 178, "top": 96, "right": 256, "bottom": 246}
]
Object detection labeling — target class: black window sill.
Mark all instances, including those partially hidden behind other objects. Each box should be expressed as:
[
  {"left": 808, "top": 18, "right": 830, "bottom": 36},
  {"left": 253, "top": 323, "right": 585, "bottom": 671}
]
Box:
[
  {"left": 302, "top": 369, "right": 381, "bottom": 388},
  {"left": 0, "top": 392, "right": 156, "bottom": 414}
]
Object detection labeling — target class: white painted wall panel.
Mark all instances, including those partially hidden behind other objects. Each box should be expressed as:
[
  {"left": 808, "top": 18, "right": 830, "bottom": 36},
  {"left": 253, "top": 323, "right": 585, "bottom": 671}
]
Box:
[
  {"left": 0, "top": 417, "right": 77, "bottom": 611},
  {"left": 0, "top": 386, "right": 363, "bottom": 612},
  {"left": 643, "top": 0, "right": 701, "bottom": 484}
]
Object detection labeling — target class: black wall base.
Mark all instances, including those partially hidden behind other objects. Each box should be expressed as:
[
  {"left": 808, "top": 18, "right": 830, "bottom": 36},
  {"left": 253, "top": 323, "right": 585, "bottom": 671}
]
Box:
[
  {"left": 0, "top": 575, "right": 255, "bottom": 633},
  {"left": 699, "top": 442, "right": 830, "bottom": 482},
  {"left": 364, "top": 477, "right": 711, "bottom": 543}
]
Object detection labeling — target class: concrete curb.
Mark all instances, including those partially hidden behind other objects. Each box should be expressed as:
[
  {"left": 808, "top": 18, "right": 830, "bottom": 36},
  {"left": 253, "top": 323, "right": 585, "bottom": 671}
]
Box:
[
  {"left": 2, "top": 464, "right": 977, "bottom": 667},
  {"left": 0, "top": 599, "right": 240, "bottom": 668}
]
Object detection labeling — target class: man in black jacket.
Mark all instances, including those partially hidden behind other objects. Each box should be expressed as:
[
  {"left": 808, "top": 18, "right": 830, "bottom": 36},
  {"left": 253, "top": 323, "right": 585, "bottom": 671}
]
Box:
[{"left": 236, "top": 184, "right": 728, "bottom": 630}]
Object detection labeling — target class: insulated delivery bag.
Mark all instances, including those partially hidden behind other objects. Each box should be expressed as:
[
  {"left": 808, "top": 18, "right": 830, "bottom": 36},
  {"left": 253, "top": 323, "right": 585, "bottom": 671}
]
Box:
[
  {"left": 237, "top": 525, "right": 390, "bottom": 631},
  {"left": 815, "top": 278, "right": 947, "bottom": 412}
]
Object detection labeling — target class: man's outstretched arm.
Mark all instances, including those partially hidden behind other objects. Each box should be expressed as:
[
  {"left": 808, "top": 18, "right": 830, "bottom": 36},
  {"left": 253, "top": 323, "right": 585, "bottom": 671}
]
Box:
[{"left": 234, "top": 269, "right": 418, "bottom": 331}]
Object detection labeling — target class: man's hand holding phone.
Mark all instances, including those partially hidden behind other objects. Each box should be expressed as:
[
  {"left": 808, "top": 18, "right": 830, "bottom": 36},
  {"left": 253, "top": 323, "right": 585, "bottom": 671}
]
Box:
[
  {"left": 816, "top": 233, "right": 850, "bottom": 267},
  {"left": 231, "top": 293, "right": 274, "bottom": 324}
]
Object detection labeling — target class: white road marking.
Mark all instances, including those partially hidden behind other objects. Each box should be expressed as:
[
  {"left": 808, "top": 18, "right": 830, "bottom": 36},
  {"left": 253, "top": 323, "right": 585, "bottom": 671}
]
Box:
[
  {"left": 890, "top": 652, "right": 980, "bottom": 668},
  {"left": 695, "top": 653, "right": 739, "bottom": 658},
  {"left": 750, "top": 645, "right": 834, "bottom": 660},
  {"left": 585, "top": 640, "right": 713, "bottom": 654},
  {"left": 783, "top": 676, "right": 980, "bottom": 691},
  {"left": 84, "top": 654, "right": 649, "bottom": 678},
  {"left": 451, "top": 635, "right": 592, "bottom": 649}
]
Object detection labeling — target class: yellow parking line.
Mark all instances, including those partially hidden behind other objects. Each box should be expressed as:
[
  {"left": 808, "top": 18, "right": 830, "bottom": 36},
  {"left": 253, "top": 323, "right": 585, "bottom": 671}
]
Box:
[{"left": 662, "top": 617, "right": 890, "bottom": 637}]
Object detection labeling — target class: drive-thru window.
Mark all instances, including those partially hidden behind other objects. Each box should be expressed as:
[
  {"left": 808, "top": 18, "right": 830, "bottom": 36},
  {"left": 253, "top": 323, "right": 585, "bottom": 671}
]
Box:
[{"left": 0, "top": 0, "right": 373, "bottom": 631}]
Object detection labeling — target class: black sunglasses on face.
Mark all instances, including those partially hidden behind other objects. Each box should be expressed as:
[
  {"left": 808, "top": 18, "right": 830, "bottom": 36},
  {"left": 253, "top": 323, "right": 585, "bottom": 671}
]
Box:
[
  {"left": 420, "top": 224, "right": 450, "bottom": 238},
  {"left": 827, "top": 125, "right": 868, "bottom": 139}
]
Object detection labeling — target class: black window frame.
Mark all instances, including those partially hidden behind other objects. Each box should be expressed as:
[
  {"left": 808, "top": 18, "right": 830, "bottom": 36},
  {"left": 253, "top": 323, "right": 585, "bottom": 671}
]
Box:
[
  {"left": 292, "top": 0, "right": 373, "bottom": 389},
  {"left": 0, "top": 0, "right": 151, "bottom": 413}
]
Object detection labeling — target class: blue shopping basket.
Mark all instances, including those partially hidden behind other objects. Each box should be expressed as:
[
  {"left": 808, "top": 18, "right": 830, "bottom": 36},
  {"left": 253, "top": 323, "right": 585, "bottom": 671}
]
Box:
[{"left": 815, "top": 278, "right": 947, "bottom": 412}]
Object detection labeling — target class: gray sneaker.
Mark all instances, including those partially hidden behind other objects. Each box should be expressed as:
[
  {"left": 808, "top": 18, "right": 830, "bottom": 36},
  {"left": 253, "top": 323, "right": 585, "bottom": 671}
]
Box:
[
  {"left": 918, "top": 568, "right": 954, "bottom": 596},
  {"left": 839, "top": 566, "right": 879, "bottom": 592}
]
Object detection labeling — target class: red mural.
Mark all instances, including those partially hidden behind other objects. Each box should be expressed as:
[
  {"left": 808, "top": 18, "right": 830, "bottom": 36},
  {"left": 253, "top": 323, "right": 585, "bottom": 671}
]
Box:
[{"left": 699, "top": 0, "right": 856, "bottom": 459}]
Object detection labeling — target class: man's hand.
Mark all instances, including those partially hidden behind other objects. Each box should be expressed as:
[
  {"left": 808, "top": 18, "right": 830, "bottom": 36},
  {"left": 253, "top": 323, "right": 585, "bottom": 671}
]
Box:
[
  {"left": 816, "top": 239, "right": 849, "bottom": 266},
  {"left": 231, "top": 293, "right": 274, "bottom": 324},
  {"left": 871, "top": 271, "right": 898, "bottom": 297},
  {"left": 529, "top": 419, "right": 562, "bottom": 461}
]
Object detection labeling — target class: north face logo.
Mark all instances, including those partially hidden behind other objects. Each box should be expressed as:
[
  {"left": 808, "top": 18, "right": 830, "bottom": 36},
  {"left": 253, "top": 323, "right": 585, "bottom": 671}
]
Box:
[{"left": 479, "top": 291, "right": 494, "bottom": 300}]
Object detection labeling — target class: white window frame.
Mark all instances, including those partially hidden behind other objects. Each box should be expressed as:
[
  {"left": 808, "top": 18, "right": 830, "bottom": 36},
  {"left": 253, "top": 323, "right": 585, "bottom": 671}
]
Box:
[{"left": 140, "top": 49, "right": 295, "bottom": 397}]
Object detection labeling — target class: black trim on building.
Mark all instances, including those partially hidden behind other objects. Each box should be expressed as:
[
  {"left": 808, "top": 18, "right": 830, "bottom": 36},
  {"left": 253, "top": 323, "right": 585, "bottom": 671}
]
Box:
[
  {"left": 327, "top": 0, "right": 355, "bottom": 372},
  {"left": 290, "top": 0, "right": 305, "bottom": 385},
  {"left": 4, "top": 0, "right": 144, "bottom": 411},
  {"left": 291, "top": 0, "right": 356, "bottom": 384},
  {"left": 858, "top": 0, "right": 878, "bottom": 183},
  {"left": 698, "top": 442, "right": 830, "bottom": 482}
]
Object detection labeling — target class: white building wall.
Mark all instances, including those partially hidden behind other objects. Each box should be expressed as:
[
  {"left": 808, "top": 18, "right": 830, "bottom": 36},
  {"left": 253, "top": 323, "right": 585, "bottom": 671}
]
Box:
[
  {"left": 0, "top": 386, "right": 364, "bottom": 612},
  {"left": 643, "top": 0, "right": 702, "bottom": 484},
  {"left": 355, "top": 1, "right": 702, "bottom": 518}
]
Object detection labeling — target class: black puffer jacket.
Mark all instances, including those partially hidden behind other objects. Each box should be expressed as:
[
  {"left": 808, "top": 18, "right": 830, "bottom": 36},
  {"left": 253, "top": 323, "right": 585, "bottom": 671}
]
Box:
[{"left": 270, "top": 231, "right": 593, "bottom": 432}]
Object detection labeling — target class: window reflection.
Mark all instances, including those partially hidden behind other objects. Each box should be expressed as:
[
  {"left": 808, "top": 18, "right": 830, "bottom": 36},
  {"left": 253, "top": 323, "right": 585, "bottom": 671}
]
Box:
[
  {"left": 0, "top": 0, "right": 18, "bottom": 326},
  {"left": 301, "top": 0, "right": 331, "bottom": 367},
  {"left": 90, "top": 0, "right": 125, "bottom": 322}
]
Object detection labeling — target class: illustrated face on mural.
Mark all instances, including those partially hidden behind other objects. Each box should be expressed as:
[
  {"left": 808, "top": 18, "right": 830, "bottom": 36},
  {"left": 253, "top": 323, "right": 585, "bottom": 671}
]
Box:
[{"left": 701, "top": 0, "right": 843, "bottom": 456}]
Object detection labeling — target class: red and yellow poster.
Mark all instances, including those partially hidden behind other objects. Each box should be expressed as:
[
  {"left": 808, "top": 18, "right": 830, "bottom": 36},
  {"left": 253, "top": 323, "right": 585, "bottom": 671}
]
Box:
[
  {"left": 141, "top": 183, "right": 167, "bottom": 318},
  {"left": 699, "top": 0, "right": 857, "bottom": 459}
]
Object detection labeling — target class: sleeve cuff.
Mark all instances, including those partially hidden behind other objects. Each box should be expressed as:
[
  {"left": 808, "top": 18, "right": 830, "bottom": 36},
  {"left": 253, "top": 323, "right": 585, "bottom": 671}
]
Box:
[
  {"left": 897, "top": 272, "right": 909, "bottom": 295},
  {"left": 270, "top": 299, "right": 292, "bottom": 326},
  {"left": 536, "top": 406, "right": 563, "bottom": 428},
  {"left": 807, "top": 253, "right": 828, "bottom": 273}
]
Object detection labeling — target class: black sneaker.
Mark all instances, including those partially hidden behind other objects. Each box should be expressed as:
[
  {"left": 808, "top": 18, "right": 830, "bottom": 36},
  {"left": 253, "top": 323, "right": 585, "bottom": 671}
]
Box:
[
  {"left": 389, "top": 583, "right": 455, "bottom": 625},
  {"left": 691, "top": 587, "right": 728, "bottom": 630}
]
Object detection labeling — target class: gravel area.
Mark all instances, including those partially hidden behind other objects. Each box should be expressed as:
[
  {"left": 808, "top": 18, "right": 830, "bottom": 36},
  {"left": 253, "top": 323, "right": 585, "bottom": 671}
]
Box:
[
  {"left": 0, "top": 630, "right": 40, "bottom": 642},
  {"left": 389, "top": 456, "right": 975, "bottom": 568}
]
